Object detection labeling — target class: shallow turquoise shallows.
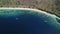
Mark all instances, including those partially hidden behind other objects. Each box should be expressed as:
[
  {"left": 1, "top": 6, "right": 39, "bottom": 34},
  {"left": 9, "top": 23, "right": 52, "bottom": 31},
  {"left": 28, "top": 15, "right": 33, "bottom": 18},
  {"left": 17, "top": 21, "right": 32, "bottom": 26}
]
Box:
[{"left": 0, "top": 9, "right": 60, "bottom": 34}]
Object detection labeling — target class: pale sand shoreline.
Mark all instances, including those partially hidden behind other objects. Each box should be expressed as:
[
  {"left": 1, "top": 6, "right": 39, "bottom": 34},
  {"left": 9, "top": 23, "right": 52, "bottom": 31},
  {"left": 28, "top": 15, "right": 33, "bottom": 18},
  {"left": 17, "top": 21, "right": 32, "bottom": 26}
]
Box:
[{"left": 0, "top": 8, "right": 60, "bottom": 19}]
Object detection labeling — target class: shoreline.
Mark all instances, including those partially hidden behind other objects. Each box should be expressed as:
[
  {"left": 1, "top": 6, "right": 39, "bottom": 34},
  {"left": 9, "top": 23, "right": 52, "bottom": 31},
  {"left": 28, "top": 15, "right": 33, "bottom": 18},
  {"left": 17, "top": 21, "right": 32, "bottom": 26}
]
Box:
[{"left": 0, "top": 8, "right": 60, "bottom": 19}]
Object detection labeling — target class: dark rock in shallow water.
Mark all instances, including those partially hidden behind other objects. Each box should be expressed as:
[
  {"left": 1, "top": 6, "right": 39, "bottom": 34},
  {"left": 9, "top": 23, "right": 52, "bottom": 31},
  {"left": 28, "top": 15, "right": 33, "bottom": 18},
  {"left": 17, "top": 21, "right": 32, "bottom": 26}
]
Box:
[
  {"left": 0, "top": 9, "right": 60, "bottom": 34},
  {"left": 56, "top": 18, "right": 60, "bottom": 23}
]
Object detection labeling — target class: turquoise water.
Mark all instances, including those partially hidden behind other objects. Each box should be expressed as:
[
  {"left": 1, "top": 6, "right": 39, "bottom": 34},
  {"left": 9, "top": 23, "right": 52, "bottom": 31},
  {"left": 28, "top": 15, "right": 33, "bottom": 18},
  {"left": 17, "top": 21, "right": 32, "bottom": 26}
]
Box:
[{"left": 0, "top": 9, "right": 60, "bottom": 34}]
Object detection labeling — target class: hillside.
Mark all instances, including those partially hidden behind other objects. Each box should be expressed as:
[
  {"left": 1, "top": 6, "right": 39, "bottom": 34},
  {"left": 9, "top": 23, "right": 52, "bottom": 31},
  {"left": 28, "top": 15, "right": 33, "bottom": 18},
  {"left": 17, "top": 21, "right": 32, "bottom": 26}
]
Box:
[{"left": 0, "top": 0, "right": 60, "bottom": 18}]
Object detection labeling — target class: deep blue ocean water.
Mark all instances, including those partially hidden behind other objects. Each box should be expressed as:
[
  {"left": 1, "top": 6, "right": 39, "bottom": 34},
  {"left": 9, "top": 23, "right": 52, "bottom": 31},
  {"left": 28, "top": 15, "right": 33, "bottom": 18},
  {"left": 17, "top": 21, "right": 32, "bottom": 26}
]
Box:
[{"left": 0, "top": 9, "right": 60, "bottom": 34}]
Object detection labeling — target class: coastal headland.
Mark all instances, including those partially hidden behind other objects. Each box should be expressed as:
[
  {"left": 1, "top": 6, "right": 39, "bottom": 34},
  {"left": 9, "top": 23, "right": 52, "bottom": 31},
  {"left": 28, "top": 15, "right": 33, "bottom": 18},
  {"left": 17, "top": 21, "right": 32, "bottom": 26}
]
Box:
[{"left": 0, "top": 0, "right": 60, "bottom": 18}]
